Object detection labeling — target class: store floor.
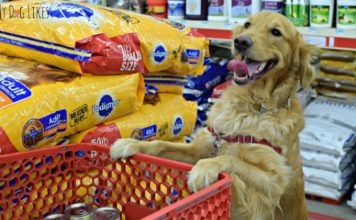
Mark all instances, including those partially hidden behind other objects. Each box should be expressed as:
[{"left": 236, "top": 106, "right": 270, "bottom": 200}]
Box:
[{"left": 307, "top": 200, "right": 355, "bottom": 220}]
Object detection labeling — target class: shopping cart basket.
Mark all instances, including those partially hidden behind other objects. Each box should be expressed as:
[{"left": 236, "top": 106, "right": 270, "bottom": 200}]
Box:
[{"left": 0, "top": 144, "right": 232, "bottom": 219}]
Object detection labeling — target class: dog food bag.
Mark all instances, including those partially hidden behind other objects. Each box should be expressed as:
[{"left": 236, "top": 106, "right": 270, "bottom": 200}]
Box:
[
  {"left": 185, "top": 60, "right": 229, "bottom": 91},
  {"left": 0, "top": 55, "right": 145, "bottom": 154},
  {"left": 144, "top": 73, "right": 187, "bottom": 94},
  {"left": 0, "top": 0, "right": 208, "bottom": 76},
  {"left": 69, "top": 94, "right": 197, "bottom": 146}
]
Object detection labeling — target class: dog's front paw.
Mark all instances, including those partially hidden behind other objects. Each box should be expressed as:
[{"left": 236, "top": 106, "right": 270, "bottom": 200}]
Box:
[
  {"left": 188, "top": 159, "right": 220, "bottom": 192},
  {"left": 110, "top": 138, "right": 140, "bottom": 160}
]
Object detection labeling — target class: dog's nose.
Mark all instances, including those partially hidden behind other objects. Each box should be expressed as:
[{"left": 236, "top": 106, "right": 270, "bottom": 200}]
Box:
[{"left": 234, "top": 36, "right": 253, "bottom": 52}]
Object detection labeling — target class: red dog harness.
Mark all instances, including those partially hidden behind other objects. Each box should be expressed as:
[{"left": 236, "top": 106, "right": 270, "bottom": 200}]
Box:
[{"left": 207, "top": 127, "right": 282, "bottom": 156}]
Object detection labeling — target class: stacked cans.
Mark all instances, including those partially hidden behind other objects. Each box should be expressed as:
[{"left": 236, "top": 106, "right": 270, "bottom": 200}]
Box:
[{"left": 44, "top": 203, "right": 120, "bottom": 220}]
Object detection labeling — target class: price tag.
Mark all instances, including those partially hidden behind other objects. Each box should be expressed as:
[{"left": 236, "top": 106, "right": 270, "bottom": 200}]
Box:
[
  {"left": 202, "top": 21, "right": 209, "bottom": 27},
  {"left": 308, "top": 27, "right": 317, "bottom": 33},
  {"left": 329, "top": 37, "right": 335, "bottom": 47},
  {"left": 335, "top": 29, "right": 344, "bottom": 36},
  {"left": 303, "top": 36, "right": 327, "bottom": 47},
  {"left": 224, "top": 23, "right": 232, "bottom": 28}
]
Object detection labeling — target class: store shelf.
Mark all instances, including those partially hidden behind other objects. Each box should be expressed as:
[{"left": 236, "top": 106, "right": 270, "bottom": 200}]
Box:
[{"left": 176, "top": 20, "right": 356, "bottom": 51}]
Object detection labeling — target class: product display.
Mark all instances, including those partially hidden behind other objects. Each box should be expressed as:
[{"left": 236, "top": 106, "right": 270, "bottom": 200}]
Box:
[
  {"left": 0, "top": 55, "right": 145, "bottom": 154},
  {"left": 285, "top": 0, "right": 310, "bottom": 26},
  {"left": 261, "top": 0, "right": 285, "bottom": 14},
  {"left": 185, "top": 0, "right": 208, "bottom": 20},
  {"left": 208, "top": 0, "right": 228, "bottom": 21},
  {"left": 310, "top": 0, "right": 334, "bottom": 28},
  {"left": 0, "top": 0, "right": 209, "bottom": 76},
  {"left": 69, "top": 94, "right": 197, "bottom": 146},
  {"left": 168, "top": 0, "right": 185, "bottom": 20},
  {"left": 229, "top": 0, "right": 261, "bottom": 23},
  {"left": 144, "top": 73, "right": 187, "bottom": 94},
  {"left": 183, "top": 57, "right": 230, "bottom": 129},
  {"left": 0, "top": 0, "right": 355, "bottom": 218},
  {"left": 300, "top": 97, "right": 356, "bottom": 200},
  {"left": 147, "top": 0, "right": 168, "bottom": 18},
  {"left": 337, "top": 0, "right": 356, "bottom": 29},
  {"left": 313, "top": 49, "right": 356, "bottom": 99}
]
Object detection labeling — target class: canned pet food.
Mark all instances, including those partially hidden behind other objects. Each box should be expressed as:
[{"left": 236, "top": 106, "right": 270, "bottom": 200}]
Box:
[
  {"left": 92, "top": 207, "right": 121, "bottom": 220},
  {"left": 43, "top": 214, "right": 69, "bottom": 220},
  {"left": 65, "top": 203, "right": 93, "bottom": 220}
]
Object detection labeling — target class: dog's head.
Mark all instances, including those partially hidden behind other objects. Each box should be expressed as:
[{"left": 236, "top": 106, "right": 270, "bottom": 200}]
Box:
[{"left": 229, "top": 12, "right": 314, "bottom": 93}]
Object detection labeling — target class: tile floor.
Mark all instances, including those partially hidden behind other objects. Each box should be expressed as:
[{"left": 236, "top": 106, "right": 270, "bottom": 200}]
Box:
[{"left": 307, "top": 200, "right": 355, "bottom": 220}]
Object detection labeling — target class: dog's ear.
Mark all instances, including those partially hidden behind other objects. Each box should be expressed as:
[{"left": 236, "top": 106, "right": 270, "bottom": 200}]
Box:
[{"left": 295, "top": 35, "right": 315, "bottom": 90}]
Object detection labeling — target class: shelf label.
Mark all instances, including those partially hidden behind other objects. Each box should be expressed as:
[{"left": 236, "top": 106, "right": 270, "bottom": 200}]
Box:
[
  {"left": 335, "top": 29, "right": 345, "bottom": 36},
  {"left": 303, "top": 36, "right": 327, "bottom": 47},
  {"left": 224, "top": 23, "right": 232, "bottom": 28},
  {"left": 308, "top": 27, "right": 318, "bottom": 33},
  {"left": 329, "top": 37, "right": 335, "bottom": 47}
]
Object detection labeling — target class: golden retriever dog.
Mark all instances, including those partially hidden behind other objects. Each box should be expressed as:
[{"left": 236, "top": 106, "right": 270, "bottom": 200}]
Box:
[{"left": 110, "top": 12, "right": 314, "bottom": 220}]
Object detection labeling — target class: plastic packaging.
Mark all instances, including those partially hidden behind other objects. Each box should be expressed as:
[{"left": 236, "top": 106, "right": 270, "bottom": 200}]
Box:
[
  {"left": 185, "top": 0, "right": 208, "bottom": 20},
  {"left": 0, "top": 55, "right": 145, "bottom": 154},
  {"left": 337, "top": 0, "right": 356, "bottom": 29},
  {"left": 69, "top": 94, "right": 197, "bottom": 146},
  {"left": 229, "top": 0, "right": 261, "bottom": 23},
  {"left": 0, "top": 1, "right": 209, "bottom": 76},
  {"left": 168, "top": 0, "right": 185, "bottom": 20},
  {"left": 147, "top": 0, "right": 168, "bottom": 18},
  {"left": 286, "top": 0, "right": 310, "bottom": 26},
  {"left": 144, "top": 73, "right": 187, "bottom": 94},
  {"left": 310, "top": 0, "right": 334, "bottom": 28},
  {"left": 261, "top": 0, "right": 285, "bottom": 14},
  {"left": 208, "top": 0, "right": 228, "bottom": 22}
]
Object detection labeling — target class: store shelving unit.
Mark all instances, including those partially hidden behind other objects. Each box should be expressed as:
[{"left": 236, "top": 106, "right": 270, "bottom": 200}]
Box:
[{"left": 175, "top": 20, "right": 356, "bottom": 51}]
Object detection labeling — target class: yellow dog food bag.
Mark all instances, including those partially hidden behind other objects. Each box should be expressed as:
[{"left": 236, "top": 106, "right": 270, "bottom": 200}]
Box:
[
  {"left": 69, "top": 94, "right": 197, "bottom": 146},
  {"left": 0, "top": 0, "right": 208, "bottom": 76},
  {"left": 144, "top": 72, "right": 187, "bottom": 94},
  {"left": 0, "top": 55, "right": 145, "bottom": 154}
]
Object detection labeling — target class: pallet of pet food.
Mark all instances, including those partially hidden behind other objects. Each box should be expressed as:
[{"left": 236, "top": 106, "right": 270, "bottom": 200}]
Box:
[
  {"left": 69, "top": 94, "right": 197, "bottom": 146},
  {"left": 299, "top": 96, "right": 356, "bottom": 203},
  {"left": 0, "top": 0, "right": 208, "bottom": 76},
  {"left": 0, "top": 55, "right": 145, "bottom": 154},
  {"left": 0, "top": 144, "right": 232, "bottom": 219},
  {"left": 314, "top": 49, "right": 356, "bottom": 99}
]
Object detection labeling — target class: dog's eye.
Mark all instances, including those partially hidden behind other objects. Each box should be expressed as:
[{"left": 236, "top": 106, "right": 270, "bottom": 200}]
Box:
[
  {"left": 244, "top": 22, "right": 250, "bottom": 29},
  {"left": 271, "top": 28, "right": 282, "bottom": 36}
]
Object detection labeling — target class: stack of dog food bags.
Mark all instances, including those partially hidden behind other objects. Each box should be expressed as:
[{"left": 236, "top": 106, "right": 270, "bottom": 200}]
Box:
[
  {"left": 312, "top": 49, "right": 356, "bottom": 99},
  {"left": 0, "top": 0, "right": 207, "bottom": 154},
  {"left": 183, "top": 57, "right": 230, "bottom": 135},
  {"left": 0, "top": 55, "right": 145, "bottom": 154},
  {"left": 299, "top": 96, "right": 356, "bottom": 201}
]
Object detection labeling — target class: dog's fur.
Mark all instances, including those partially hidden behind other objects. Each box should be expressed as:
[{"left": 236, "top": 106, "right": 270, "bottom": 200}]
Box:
[{"left": 110, "top": 12, "right": 313, "bottom": 220}]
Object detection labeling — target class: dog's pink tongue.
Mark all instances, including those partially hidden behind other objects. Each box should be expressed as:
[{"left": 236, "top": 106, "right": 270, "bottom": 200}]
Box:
[{"left": 227, "top": 60, "right": 249, "bottom": 77}]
